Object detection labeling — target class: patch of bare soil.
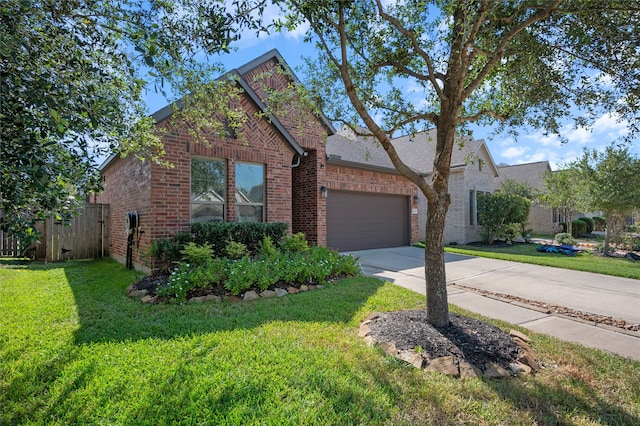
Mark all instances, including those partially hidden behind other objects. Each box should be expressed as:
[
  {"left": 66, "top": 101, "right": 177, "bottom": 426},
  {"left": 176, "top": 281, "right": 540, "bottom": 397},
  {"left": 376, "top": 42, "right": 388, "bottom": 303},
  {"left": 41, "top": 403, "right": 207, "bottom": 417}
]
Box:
[{"left": 367, "top": 311, "right": 521, "bottom": 372}]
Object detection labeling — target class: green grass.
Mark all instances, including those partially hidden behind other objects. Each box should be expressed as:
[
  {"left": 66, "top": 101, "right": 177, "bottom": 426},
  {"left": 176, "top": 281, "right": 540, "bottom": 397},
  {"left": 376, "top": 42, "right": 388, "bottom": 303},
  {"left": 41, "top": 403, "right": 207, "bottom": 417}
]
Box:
[
  {"left": 2, "top": 258, "right": 639, "bottom": 425},
  {"left": 445, "top": 243, "right": 640, "bottom": 279}
]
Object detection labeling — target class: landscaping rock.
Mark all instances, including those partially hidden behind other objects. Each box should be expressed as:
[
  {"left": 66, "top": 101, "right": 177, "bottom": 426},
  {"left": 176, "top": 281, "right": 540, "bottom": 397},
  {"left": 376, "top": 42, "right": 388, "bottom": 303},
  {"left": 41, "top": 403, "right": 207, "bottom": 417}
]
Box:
[
  {"left": 275, "top": 288, "right": 288, "bottom": 297},
  {"left": 426, "top": 356, "right": 459, "bottom": 377},
  {"left": 363, "top": 335, "right": 376, "bottom": 347},
  {"left": 308, "top": 285, "right": 317, "bottom": 291},
  {"left": 141, "top": 295, "right": 158, "bottom": 304},
  {"left": 243, "top": 291, "right": 260, "bottom": 301},
  {"left": 483, "top": 362, "right": 511, "bottom": 378},
  {"left": 287, "top": 286, "right": 300, "bottom": 294},
  {"left": 509, "top": 362, "right": 532, "bottom": 375},
  {"left": 358, "top": 323, "right": 372, "bottom": 338},
  {"left": 300, "top": 285, "right": 309, "bottom": 292},
  {"left": 188, "top": 296, "right": 207, "bottom": 304},
  {"left": 378, "top": 341, "right": 397, "bottom": 356},
  {"left": 397, "top": 350, "right": 425, "bottom": 369},
  {"left": 458, "top": 361, "right": 480, "bottom": 379},
  {"left": 260, "top": 290, "right": 276, "bottom": 299},
  {"left": 129, "top": 289, "right": 149, "bottom": 298},
  {"left": 509, "top": 329, "right": 532, "bottom": 343},
  {"left": 225, "top": 295, "right": 242, "bottom": 303},
  {"left": 205, "top": 294, "right": 221, "bottom": 302}
]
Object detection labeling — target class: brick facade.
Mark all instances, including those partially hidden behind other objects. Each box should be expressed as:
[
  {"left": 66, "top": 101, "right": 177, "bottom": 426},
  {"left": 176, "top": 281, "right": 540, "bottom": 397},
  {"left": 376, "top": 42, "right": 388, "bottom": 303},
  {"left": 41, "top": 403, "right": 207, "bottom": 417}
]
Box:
[
  {"left": 326, "top": 163, "right": 420, "bottom": 244},
  {"left": 97, "top": 89, "right": 300, "bottom": 271},
  {"left": 97, "top": 50, "right": 422, "bottom": 270}
]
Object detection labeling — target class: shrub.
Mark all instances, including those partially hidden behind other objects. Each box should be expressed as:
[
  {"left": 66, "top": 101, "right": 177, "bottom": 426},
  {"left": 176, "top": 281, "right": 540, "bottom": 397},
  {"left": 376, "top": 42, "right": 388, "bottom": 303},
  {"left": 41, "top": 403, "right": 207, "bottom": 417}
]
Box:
[
  {"left": 191, "top": 221, "right": 288, "bottom": 256},
  {"left": 554, "top": 232, "right": 577, "bottom": 246},
  {"left": 156, "top": 263, "right": 193, "bottom": 301},
  {"left": 258, "top": 235, "right": 279, "bottom": 257},
  {"left": 572, "top": 219, "right": 587, "bottom": 237},
  {"left": 281, "top": 232, "right": 310, "bottom": 253},
  {"left": 579, "top": 217, "right": 594, "bottom": 234},
  {"left": 180, "top": 242, "right": 213, "bottom": 267},
  {"left": 225, "top": 240, "right": 249, "bottom": 260},
  {"left": 593, "top": 216, "right": 606, "bottom": 231},
  {"left": 146, "top": 232, "right": 193, "bottom": 270}
]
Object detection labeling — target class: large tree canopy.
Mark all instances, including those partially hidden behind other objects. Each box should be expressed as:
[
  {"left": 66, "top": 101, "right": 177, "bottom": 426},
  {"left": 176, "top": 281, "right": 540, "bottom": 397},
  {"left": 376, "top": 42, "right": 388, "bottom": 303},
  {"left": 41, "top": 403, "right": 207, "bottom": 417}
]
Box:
[
  {"left": 0, "top": 0, "right": 264, "bottom": 247},
  {"left": 275, "top": 0, "right": 640, "bottom": 325}
]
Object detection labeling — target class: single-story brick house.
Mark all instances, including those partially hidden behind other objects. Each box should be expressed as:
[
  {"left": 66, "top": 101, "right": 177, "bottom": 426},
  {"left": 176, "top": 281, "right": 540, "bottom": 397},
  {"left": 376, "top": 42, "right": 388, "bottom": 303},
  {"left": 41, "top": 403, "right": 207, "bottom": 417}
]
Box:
[
  {"left": 96, "top": 49, "right": 421, "bottom": 270},
  {"left": 96, "top": 49, "right": 555, "bottom": 270}
]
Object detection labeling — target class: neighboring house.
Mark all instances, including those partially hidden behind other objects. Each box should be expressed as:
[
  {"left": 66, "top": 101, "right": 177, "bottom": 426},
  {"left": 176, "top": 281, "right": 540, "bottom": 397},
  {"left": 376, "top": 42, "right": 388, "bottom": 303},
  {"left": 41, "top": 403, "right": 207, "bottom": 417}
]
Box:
[
  {"left": 327, "top": 126, "right": 501, "bottom": 245},
  {"left": 96, "top": 49, "right": 421, "bottom": 270},
  {"left": 497, "top": 161, "right": 555, "bottom": 235}
]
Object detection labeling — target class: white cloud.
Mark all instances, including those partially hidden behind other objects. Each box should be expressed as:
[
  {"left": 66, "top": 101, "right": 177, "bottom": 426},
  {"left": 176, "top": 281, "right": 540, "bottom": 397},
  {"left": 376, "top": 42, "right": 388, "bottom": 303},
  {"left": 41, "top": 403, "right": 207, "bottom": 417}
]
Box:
[
  {"left": 501, "top": 146, "right": 527, "bottom": 159},
  {"left": 564, "top": 125, "right": 593, "bottom": 145},
  {"left": 592, "top": 113, "right": 628, "bottom": 139}
]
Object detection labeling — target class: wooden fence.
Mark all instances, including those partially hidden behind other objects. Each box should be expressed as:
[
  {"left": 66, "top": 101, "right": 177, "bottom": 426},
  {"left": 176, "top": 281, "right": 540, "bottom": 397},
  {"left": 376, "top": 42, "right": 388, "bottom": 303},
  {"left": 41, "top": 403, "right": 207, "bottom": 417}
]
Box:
[{"left": 0, "top": 204, "right": 109, "bottom": 261}]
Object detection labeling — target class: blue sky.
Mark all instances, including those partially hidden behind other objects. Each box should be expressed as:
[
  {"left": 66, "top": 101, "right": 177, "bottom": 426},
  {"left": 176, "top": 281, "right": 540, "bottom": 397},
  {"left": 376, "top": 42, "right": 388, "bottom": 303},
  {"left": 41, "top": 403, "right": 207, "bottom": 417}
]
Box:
[{"left": 144, "top": 18, "right": 637, "bottom": 172}]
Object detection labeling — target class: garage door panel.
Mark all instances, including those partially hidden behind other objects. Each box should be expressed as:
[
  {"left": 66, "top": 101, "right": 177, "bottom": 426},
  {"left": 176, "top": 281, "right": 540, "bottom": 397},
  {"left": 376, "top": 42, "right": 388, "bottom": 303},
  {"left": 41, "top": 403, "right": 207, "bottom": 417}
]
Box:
[{"left": 327, "top": 191, "right": 408, "bottom": 251}]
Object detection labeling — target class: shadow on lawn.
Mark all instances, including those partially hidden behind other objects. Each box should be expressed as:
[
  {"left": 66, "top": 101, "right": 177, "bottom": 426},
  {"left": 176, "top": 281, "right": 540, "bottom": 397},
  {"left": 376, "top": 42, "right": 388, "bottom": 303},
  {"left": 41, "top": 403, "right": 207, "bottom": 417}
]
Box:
[{"left": 58, "top": 258, "right": 385, "bottom": 345}]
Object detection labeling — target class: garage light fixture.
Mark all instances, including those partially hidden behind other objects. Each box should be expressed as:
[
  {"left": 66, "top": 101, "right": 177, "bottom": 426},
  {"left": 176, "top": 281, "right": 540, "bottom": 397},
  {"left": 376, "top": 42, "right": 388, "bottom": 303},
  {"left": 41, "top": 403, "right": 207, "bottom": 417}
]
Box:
[
  {"left": 413, "top": 195, "right": 419, "bottom": 203},
  {"left": 320, "top": 186, "right": 328, "bottom": 198}
]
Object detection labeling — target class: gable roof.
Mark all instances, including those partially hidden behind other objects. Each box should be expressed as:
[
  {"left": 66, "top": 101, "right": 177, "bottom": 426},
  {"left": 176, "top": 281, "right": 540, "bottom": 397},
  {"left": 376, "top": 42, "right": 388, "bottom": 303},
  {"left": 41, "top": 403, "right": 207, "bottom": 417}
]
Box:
[
  {"left": 326, "top": 126, "right": 498, "bottom": 176},
  {"left": 497, "top": 161, "right": 551, "bottom": 190},
  {"left": 236, "top": 49, "right": 336, "bottom": 136},
  {"left": 100, "top": 50, "right": 312, "bottom": 171}
]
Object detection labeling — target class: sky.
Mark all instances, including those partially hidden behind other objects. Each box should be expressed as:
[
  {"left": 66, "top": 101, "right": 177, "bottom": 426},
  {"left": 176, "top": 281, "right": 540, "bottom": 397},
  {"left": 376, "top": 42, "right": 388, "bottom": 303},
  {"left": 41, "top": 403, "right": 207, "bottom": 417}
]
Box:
[{"left": 143, "top": 13, "right": 637, "bottom": 172}]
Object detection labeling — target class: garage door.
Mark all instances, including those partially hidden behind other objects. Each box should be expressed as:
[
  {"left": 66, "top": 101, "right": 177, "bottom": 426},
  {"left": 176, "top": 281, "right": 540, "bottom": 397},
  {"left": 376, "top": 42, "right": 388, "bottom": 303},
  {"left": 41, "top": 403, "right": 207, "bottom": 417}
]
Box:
[{"left": 327, "top": 190, "right": 409, "bottom": 251}]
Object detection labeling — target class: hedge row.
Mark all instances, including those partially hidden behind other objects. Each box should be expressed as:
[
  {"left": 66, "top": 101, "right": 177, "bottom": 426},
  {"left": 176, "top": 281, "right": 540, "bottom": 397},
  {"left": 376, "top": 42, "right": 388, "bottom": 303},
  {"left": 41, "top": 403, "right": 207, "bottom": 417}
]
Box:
[{"left": 147, "top": 222, "right": 289, "bottom": 269}]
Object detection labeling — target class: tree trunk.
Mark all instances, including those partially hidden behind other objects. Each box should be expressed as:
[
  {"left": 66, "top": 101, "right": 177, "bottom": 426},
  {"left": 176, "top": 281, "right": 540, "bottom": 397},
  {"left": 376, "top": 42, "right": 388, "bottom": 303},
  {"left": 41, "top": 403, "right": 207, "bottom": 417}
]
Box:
[
  {"left": 603, "top": 211, "right": 612, "bottom": 255},
  {"left": 424, "top": 193, "right": 450, "bottom": 327},
  {"left": 422, "top": 116, "right": 455, "bottom": 327}
]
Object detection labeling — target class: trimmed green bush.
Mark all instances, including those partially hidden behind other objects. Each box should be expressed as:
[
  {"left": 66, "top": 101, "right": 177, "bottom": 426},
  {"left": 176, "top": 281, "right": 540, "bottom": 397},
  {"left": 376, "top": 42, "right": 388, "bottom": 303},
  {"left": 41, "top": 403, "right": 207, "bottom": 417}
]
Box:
[
  {"left": 191, "top": 222, "right": 288, "bottom": 256},
  {"left": 572, "top": 219, "right": 587, "bottom": 237},
  {"left": 148, "top": 222, "right": 289, "bottom": 266},
  {"left": 579, "top": 217, "right": 594, "bottom": 234}
]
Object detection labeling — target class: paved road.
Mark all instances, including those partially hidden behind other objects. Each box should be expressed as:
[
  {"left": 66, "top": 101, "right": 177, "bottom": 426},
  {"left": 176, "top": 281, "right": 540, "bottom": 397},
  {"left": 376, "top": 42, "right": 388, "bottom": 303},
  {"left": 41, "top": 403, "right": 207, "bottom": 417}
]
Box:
[{"left": 345, "top": 246, "right": 640, "bottom": 361}]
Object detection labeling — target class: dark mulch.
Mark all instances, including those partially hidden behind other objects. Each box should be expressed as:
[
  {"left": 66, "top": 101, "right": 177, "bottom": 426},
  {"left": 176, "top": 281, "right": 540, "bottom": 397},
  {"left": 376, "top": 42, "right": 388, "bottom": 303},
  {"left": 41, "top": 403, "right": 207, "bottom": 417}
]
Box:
[
  {"left": 133, "top": 275, "right": 168, "bottom": 293},
  {"left": 368, "top": 310, "right": 521, "bottom": 371}
]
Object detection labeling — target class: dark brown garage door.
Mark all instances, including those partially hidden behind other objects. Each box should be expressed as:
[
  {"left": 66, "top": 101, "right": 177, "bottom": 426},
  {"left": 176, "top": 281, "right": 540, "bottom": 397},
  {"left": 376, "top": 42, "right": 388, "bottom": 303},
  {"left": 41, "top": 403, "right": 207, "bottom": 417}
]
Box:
[{"left": 327, "top": 190, "right": 409, "bottom": 251}]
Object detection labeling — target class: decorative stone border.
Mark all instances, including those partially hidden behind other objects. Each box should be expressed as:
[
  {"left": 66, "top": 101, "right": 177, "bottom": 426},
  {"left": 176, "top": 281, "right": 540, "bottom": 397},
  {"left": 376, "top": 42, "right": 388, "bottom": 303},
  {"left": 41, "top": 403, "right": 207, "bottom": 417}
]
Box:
[
  {"left": 359, "top": 313, "right": 542, "bottom": 379},
  {"left": 126, "top": 283, "right": 324, "bottom": 304}
]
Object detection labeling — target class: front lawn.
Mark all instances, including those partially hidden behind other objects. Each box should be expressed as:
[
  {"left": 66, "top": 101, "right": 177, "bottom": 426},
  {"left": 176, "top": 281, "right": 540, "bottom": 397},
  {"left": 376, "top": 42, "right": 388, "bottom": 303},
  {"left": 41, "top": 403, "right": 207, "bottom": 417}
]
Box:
[
  {"left": 1, "top": 259, "right": 639, "bottom": 424},
  {"left": 445, "top": 243, "right": 640, "bottom": 279}
]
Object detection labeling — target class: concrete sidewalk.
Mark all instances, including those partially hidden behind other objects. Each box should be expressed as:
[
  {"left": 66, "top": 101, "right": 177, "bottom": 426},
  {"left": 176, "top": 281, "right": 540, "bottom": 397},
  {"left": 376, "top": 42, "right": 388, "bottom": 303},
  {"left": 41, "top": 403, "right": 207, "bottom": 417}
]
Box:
[{"left": 347, "top": 246, "right": 640, "bottom": 362}]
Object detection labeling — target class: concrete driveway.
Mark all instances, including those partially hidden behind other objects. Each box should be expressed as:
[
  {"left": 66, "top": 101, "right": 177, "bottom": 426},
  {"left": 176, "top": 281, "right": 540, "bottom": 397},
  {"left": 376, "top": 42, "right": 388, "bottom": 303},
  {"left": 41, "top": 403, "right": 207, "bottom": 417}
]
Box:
[{"left": 345, "top": 246, "right": 640, "bottom": 361}]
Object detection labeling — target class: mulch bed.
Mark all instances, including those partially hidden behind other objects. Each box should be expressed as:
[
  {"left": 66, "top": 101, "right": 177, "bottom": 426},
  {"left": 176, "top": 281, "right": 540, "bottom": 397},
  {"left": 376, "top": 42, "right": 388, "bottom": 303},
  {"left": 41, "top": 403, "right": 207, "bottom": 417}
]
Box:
[{"left": 367, "top": 311, "right": 522, "bottom": 371}]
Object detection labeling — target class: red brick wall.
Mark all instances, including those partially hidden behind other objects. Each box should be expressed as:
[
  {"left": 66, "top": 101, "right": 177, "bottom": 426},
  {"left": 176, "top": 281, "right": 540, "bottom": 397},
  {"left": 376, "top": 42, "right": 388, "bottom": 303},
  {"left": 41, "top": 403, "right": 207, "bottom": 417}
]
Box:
[
  {"left": 95, "top": 155, "right": 152, "bottom": 268},
  {"left": 291, "top": 149, "right": 327, "bottom": 246},
  {"left": 97, "top": 90, "right": 297, "bottom": 270},
  {"left": 326, "top": 163, "right": 420, "bottom": 244},
  {"left": 241, "top": 57, "right": 331, "bottom": 246}
]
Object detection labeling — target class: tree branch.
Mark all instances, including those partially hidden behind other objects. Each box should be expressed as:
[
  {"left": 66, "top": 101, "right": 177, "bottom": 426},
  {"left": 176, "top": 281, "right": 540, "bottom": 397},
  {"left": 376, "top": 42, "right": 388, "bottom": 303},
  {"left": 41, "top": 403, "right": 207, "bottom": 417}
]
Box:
[
  {"left": 375, "top": 0, "right": 446, "bottom": 102},
  {"left": 335, "top": 4, "right": 436, "bottom": 200},
  {"left": 462, "top": 1, "right": 562, "bottom": 101}
]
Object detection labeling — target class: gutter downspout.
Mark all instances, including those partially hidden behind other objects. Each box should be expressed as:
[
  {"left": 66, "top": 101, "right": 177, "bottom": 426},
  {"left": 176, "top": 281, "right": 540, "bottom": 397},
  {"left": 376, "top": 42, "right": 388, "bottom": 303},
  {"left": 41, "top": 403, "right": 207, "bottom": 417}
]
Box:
[{"left": 291, "top": 151, "right": 308, "bottom": 168}]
